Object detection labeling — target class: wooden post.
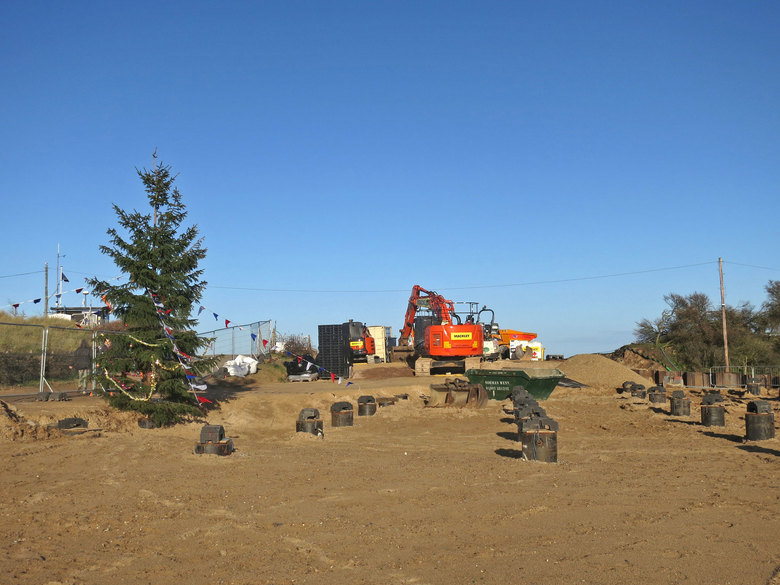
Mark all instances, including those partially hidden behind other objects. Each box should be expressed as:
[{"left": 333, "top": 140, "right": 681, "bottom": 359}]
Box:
[
  {"left": 719, "top": 257, "right": 730, "bottom": 372},
  {"left": 44, "top": 262, "right": 49, "bottom": 317}
]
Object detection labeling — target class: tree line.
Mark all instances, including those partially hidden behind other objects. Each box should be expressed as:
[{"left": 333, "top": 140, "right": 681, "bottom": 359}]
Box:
[{"left": 634, "top": 281, "right": 780, "bottom": 371}]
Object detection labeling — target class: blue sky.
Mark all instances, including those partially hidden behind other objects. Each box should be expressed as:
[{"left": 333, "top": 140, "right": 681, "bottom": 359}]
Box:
[{"left": 2, "top": 1, "right": 779, "bottom": 357}]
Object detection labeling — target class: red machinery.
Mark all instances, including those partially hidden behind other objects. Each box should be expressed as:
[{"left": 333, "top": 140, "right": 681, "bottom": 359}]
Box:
[{"left": 391, "top": 285, "right": 484, "bottom": 375}]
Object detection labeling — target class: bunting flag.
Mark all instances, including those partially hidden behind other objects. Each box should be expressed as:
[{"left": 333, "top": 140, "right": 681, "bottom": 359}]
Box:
[
  {"left": 251, "top": 333, "right": 257, "bottom": 341},
  {"left": 282, "top": 349, "right": 353, "bottom": 386},
  {"left": 1, "top": 273, "right": 123, "bottom": 312},
  {"left": 346, "top": 381, "right": 353, "bottom": 387},
  {"left": 263, "top": 339, "right": 268, "bottom": 347},
  {"left": 213, "top": 312, "right": 218, "bottom": 320},
  {"left": 225, "top": 319, "right": 230, "bottom": 328},
  {"left": 61, "top": 273, "right": 69, "bottom": 283},
  {"left": 142, "top": 288, "right": 207, "bottom": 405},
  {"left": 198, "top": 306, "right": 205, "bottom": 315}
]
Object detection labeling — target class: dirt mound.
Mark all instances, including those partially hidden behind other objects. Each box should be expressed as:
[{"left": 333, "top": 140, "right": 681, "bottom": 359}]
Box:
[
  {"left": 65, "top": 407, "right": 142, "bottom": 432},
  {"left": 0, "top": 400, "right": 61, "bottom": 441},
  {"left": 351, "top": 362, "right": 414, "bottom": 380},
  {"left": 559, "top": 354, "right": 654, "bottom": 389}
]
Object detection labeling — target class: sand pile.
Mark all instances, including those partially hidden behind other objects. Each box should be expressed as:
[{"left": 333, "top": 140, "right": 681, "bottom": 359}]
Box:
[{"left": 559, "top": 354, "right": 654, "bottom": 389}]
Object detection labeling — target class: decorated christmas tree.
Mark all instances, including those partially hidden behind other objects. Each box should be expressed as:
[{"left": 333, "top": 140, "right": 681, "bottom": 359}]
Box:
[{"left": 89, "top": 156, "right": 215, "bottom": 425}]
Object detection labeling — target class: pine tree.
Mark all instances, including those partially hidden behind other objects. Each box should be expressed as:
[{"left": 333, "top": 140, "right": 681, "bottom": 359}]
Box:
[{"left": 89, "top": 157, "right": 214, "bottom": 425}]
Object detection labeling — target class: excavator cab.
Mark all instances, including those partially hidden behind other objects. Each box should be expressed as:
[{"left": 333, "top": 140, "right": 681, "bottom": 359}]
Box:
[
  {"left": 477, "top": 307, "right": 503, "bottom": 360},
  {"left": 344, "top": 320, "right": 375, "bottom": 363}
]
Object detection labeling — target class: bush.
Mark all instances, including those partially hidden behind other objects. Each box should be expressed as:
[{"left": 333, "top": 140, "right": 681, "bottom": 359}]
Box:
[{"left": 278, "top": 333, "right": 315, "bottom": 357}]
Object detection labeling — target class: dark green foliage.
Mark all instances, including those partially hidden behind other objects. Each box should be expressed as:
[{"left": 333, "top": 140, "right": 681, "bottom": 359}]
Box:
[
  {"left": 762, "top": 280, "right": 780, "bottom": 335},
  {"left": 107, "top": 393, "right": 204, "bottom": 426},
  {"left": 89, "top": 159, "right": 216, "bottom": 418},
  {"left": 635, "top": 286, "right": 780, "bottom": 371}
]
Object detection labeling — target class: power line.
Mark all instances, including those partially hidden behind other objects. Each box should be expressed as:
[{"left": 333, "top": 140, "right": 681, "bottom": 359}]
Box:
[
  {"left": 209, "top": 261, "right": 719, "bottom": 294},
  {"left": 724, "top": 261, "right": 780, "bottom": 272},
  {"left": 0, "top": 270, "right": 45, "bottom": 279}
]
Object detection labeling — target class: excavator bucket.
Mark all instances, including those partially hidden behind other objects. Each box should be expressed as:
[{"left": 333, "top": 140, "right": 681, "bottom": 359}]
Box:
[{"left": 426, "top": 379, "right": 488, "bottom": 408}]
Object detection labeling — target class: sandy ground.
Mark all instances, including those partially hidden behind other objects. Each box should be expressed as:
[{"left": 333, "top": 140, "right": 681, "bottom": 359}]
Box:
[{"left": 1, "top": 355, "right": 779, "bottom": 585}]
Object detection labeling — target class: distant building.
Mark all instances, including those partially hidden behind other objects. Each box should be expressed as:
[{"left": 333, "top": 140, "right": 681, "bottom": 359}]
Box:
[{"left": 48, "top": 306, "right": 109, "bottom": 327}]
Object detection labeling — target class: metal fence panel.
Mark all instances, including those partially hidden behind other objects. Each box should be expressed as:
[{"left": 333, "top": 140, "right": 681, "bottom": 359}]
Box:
[
  {"left": 0, "top": 318, "right": 273, "bottom": 394},
  {"left": 198, "top": 320, "right": 272, "bottom": 360},
  {"left": 708, "top": 365, "right": 780, "bottom": 388}
]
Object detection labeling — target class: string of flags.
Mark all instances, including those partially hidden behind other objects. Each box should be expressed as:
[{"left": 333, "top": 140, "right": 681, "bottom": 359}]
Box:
[
  {"left": 195, "top": 303, "right": 270, "bottom": 353},
  {"left": 283, "top": 350, "right": 355, "bottom": 387},
  {"left": 1, "top": 271, "right": 122, "bottom": 312},
  {"left": 3, "top": 273, "right": 269, "bottom": 356},
  {"left": 128, "top": 289, "right": 209, "bottom": 404}
]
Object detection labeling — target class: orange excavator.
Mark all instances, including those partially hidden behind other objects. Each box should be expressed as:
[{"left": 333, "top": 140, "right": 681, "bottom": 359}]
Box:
[{"left": 390, "top": 285, "right": 485, "bottom": 375}]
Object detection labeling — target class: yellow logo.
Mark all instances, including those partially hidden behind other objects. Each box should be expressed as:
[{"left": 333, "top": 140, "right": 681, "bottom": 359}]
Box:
[
  {"left": 349, "top": 341, "right": 363, "bottom": 349},
  {"left": 451, "top": 332, "right": 473, "bottom": 340}
]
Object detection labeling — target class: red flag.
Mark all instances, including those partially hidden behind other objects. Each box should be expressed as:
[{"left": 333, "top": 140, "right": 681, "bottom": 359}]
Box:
[
  {"left": 75, "top": 288, "right": 83, "bottom": 293},
  {"left": 262, "top": 339, "right": 268, "bottom": 347},
  {"left": 196, "top": 396, "right": 213, "bottom": 404},
  {"left": 330, "top": 372, "right": 336, "bottom": 382},
  {"left": 12, "top": 303, "right": 19, "bottom": 308},
  {"left": 225, "top": 319, "right": 231, "bottom": 328},
  {"left": 297, "top": 356, "right": 301, "bottom": 364}
]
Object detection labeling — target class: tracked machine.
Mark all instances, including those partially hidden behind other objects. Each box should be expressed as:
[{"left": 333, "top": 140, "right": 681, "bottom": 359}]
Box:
[{"left": 390, "top": 285, "right": 485, "bottom": 376}]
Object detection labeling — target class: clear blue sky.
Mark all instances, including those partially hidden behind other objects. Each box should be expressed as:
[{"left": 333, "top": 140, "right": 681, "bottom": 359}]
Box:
[{"left": 2, "top": 1, "right": 779, "bottom": 357}]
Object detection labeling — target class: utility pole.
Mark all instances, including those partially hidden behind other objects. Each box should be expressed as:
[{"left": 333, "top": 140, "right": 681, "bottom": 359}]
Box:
[
  {"left": 44, "top": 263, "right": 49, "bottom": 317},
  {"left": 55, "top": 244, "right": 64, "bottom": 309},
  {"left": 719, "top": 257, "right": 730, "bottom": 372}
]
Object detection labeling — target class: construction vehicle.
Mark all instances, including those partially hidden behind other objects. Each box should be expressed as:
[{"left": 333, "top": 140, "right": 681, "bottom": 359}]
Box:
[
  {"left": 344, "top": 320, "right": 376, "bottom": 363},
  {"left": 476, "top": 306, "right": 502, "bottom": 360},
  {"left": 472, "top": 306, "right": 539, "bottom": 360},
  {"left": 390, "top": 285, "right": 484, "bottom": 375}
]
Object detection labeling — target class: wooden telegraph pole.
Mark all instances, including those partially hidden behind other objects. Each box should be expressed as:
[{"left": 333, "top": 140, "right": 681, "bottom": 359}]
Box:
[
  {"left": 44, "top": 263, "right": 49, "bottom": 317},
  {"left": 718, "top": 257, "right": 730, "bottom": 372}
]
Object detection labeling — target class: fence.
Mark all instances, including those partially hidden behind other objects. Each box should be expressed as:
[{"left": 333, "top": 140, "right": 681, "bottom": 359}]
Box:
[
  {"left": 198, "top": 320, "right": 272, "bottom": 360},
  {"left": 0, "top": 318, "right": 272, "bottom": 394},
  {"left": 0, "top": 321, "right": 95, "bottom": 392},
  {"left": 708, "top": 365, "right": 780, "bottom": 388}
]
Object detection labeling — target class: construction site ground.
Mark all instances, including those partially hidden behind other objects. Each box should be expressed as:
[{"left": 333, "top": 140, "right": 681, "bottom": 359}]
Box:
[{"left": 1, "top": 354, "right": 779, "bottom": 585}]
